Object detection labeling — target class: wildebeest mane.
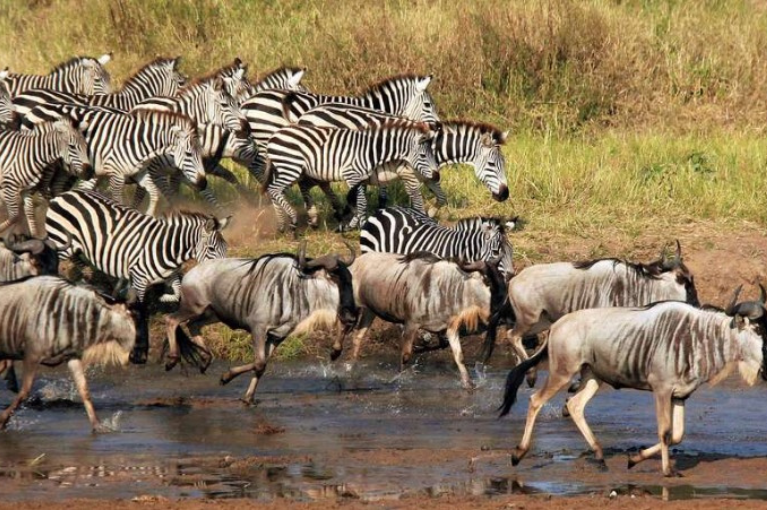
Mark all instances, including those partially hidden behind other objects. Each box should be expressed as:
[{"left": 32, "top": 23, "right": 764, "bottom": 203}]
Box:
[
  {"left": 573, "top": 258, "right": 664, "bottom": 280},
  {"left": 399, "top": 251, "right": 443, "bottom": 264}
]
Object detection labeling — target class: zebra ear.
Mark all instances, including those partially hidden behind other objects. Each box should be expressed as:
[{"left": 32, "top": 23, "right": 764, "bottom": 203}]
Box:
[
  {"left": 415, "top": 75, "right": 432, "bottom": 92},
  {"left": 204, "top": 217, "right": 217, "bottom": 232},
  {"left": 0, "top": 67, "right": 8, "bottom": 79},
  {"left": 233, "top": 68, "right": 245, "bottom": 81},
  {"left": 169, "top": 125, "right": 183, "bottom": 138},
  {"left": 500, "top": 130, "right": 509, "bottom": 144},
  {"left": 480, "top": 132, "right": 494, "bottom": 148},
  {"left": 97, "top": 53, "right": 112, "bottom": 65},
  {"left": 288, "top": 69, "right": 305, "bottom": 88},
  {"left": 212, "top": 76, "right": 224, "bottom": 91}
]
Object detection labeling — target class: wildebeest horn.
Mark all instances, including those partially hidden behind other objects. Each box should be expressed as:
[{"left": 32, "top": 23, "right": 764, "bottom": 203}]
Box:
[
  {"left": 304, "top": 255, "right": 339, "bottom": 271},
  {"left": 11, "top": 239, "right": 45, "bottom": 255},
  {"left": 340, "top": 239, "right": 356, "bottom": 266},
  {"left": 760, "top": 283, "right": 767, "bottom": 305},
  {"left": 47, "top": 232, "right": 72, "bottom": 252},
  {"left": 725, "top": 285, "right": 743, "bottom": 316},
  {"left": 674, "top": 240, "right": 682, "bottom": 264},
  {"left": 732, "top": 302, "right": 765, "bottom": 320}
]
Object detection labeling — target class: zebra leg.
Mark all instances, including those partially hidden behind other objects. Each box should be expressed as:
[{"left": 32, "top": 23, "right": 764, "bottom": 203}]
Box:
[
  {"left": 76, "top": 178, "right": 97, "bottom": 191},
  {"left": 108, "top": 174, "right": 127, "bottom": 206},
  {"left": 266, "top": 184, "right": 298, "bottom": 231},
  {"left": 377, "top": 184, "right": 389, "bottom": 209},
  {"left": 0, "top": 358, "right": 38, "bottom": 429},
  {"left": 22, "top": 192, "right": 40, "bottom": 238},
  {"left": 68, "top": 358, "right": 106, "bottom": 433},
  {"left": 341, "top": 183, "right": 367, "bottom": 231},
  {"left": 132, "top": 187, "right": 147, "bottom": 211},
  {"left": 0, "top": 186, "right": 21, "bottom": 235},
  {"left": 396, "top": 168, "right": 427, "bottom": 214},
  {"left": 318, "top": 181, "right": 350, "bottom": 222},
  {"left": 135, "top": 172, "right": 162, "bottom": 217},
  {"left": 298, "top": 179, "right": 319, "bottom": 228},
  {"left": 422, "top": 178, "right": 447, "bottom": 217}
]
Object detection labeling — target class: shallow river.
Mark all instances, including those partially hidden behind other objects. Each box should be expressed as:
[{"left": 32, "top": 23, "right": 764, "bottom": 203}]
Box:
[{"left": 1, "top": 353, "right": 766, "bottom": 502}]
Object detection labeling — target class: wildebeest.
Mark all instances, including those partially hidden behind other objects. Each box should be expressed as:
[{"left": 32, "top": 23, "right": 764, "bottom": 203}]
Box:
[
  {"left": 499, "top": 285, "right": 767, "bottom": 477},
  {"left": 164, "top": 243, "right": 358, "bottom": 404},
  {"left": 344, "top": 251, "right": 509, "bottom": 388},
  {"left": 0, "top": 276, "right": 140, "bottom": 431},
  {"left": 503, "top": 242, "right": 699, "bottom": 386},
  {"left": 0, "top": 235, "right": 63, "bottom": 282}
]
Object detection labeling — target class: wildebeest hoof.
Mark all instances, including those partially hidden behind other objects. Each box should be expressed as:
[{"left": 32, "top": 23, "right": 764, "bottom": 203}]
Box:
[
  {"left": 664, "top": 469, "right": 684, "bottom": 478},
  {"left": 511, "top": 452, "right": 522, "bottom": 466},
  {"left": 165, "top": 356, "right": 179, "bottom": 372},
  {"left": 562, "top": 402, "right": 571, "bottom": 418},
  {"left": 92, "top": 423, "right": 112, "bottom": 434},
  {"left": 627, "top": 455, "right": 638, "bottom": 469},
  {"left": 525, "top": 374, "right": 537, "bottom": 388},
  {"left": 588, "top": 458, "right": 608, "bottom": 472},
  {"left": 330, "top": 348, "right": 342, "bottom": 361},
  {"left": 220, "top": 373, "right": 232, "bottom": 386}
]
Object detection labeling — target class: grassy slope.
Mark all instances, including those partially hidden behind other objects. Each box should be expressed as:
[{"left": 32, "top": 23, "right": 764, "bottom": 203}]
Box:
[{"left": 2, "top": 0, "right": 766, "bottom": 359}]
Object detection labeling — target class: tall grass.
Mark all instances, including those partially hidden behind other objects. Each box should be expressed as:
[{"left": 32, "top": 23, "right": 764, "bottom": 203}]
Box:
[{"left": 3, "top": 1, "right": 767, "bottom": 132}]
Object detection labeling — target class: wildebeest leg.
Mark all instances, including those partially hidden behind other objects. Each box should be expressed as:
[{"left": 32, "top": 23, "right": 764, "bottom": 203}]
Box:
[
  {"left": 220, "top": 328, "right": 268, "bottom": 400},
  {"left": 351, "top": 309, "right": 376, "bottom": 361},
  {"left": 242, "top": 336, "right": 278, "bottom": 404},
  {"left": 0, "top": 361, "right": 18, "bottom": 393},
  {"left": 0, "top": 359, "right": 37, "bottom": 429},
  {"left": 565, "top": 370, "right": 605, "bottom": 469},
  {"left": 67, "top": 358, "right": 106, "bottom": 432},
  {"left": 165, "top": 307, "right": 200, "bottom": 371},
  {"left": 628, "top": 397, "right": 685, "bottom": 474},
  {"left": 399, "top": 324, "right": 419, "bottom": 369},
  {"left": 507, "top": 327, "right": 538, "bottom": 388},
  {"left": 512, "top": 369, "right": 572, "bottom": 465},
  {"left": 444, "top": 328, "right": 473, "bottom": 390}
]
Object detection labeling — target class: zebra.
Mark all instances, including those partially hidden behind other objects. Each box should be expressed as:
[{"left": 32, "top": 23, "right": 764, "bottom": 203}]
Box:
[
  {"left": 0, "top": 119, "right": 92, "bottom": 237},
  {"left": 132, "top": 122, "right": 263, "bottom": 214},
  {"left": 296, "top": 105, "right": 509, "bottom": 219},
  {"left": 1, "top": 54, "right": 112, "bottom": 97},
  {"left": 360, "top": 206, "right": 515, "bottom": 280},
  {"left": 11, "top": 57, "right": 187, "bottom": 116},
  {"left": 265, "top": 122, "right": 439, "bottom": 231},
  {"left": 45, "top": 189, "right": 230, "bottom": 303},
  {"left": 242, "top": 74, "right": 439, "bottom": 148},
  {"left": 212, "top": 58, "right": 255, "bottom": 105},
  {"left": 21, "top": 103, "right": 207, "bottom": 215},
  {"left": 131, "top": 71, "right": 247, "bottom": 131}
]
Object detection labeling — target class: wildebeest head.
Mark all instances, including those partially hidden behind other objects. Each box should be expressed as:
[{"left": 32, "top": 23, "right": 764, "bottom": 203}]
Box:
[
  {"left": 460, "top": 255, "right": 510, "bottom": 323},
  {"left": 297, "top": 241, "right": 358, "bottom": 329},
  {"left": 725, "top": 284, "right": 767, "bottom": 381},
  {"left": 658, "top": 240, "right": 699, "bottom": 307},
  {"left": 4, "top": 234, "right": 66, "bottom": 276}
]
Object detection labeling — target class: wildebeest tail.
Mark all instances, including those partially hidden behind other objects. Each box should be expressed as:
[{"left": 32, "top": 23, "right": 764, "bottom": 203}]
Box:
[
  {"left": 498, "top": 340, "right": 548, "bottom": 418},
  {"left": 174, "top": 325, "right": 209, "bottom": 370}
]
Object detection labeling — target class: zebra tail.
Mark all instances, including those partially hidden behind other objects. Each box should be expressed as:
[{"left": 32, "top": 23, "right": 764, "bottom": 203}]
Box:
[
  {"left": 498, "top": 340, "right": 548, "bottom": 418},
  {"left": 261, "top": 158, "right": 274, "bottom": 195}
]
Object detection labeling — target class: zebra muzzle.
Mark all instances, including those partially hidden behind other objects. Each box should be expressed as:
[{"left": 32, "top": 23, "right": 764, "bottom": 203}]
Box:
[{"left": 493, "top": 184, "right": 509, "bottom": 202}]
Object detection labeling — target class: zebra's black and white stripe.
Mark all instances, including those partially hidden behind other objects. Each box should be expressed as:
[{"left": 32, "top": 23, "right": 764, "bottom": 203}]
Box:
[
  {"left": 45, "top": 189, "right": 230, "bottom": 302},
  {"left": 12, "top": 57, "right": 186, "bottom": 116},
  {"left": 21, "top": 103, "right": 206, "bottom": 212},
  {"left": 360, "top": 206, "right": 515, "bottom": 279},
  {"left": 1, "top": 54, "right": 112, "bottom": 97},
  {"left": 132, "top": 71, "right": 247, "bottom": 131},
  {"left": 133, "top": 122, "right": 263, "bottom": 214},
  {"left": 0, "top": 119, "right": 92, "bottom": 236},
  {"left": 242, "top": 74, "right": 438, "bottom": 148},
  {"left": 265, "top": 122, "right": 438, "bottom": 230}
]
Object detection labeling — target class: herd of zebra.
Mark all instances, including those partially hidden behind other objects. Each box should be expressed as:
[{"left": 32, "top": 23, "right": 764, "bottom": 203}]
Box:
[{"left": 1, "top": 53, "right": 766, "bottom": 478}]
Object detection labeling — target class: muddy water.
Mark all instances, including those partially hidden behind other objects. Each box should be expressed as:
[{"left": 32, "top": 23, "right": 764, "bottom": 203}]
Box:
[{"left": 0, "top": 354, "right": 766, "bottom": 502}]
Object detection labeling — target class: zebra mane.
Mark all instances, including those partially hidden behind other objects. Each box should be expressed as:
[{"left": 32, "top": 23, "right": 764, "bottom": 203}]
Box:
[
  {"left": 439, "top": 120, "right": 507, "bottom": 145},
  {"left": 361, "top": 74, "right": 428, "bottom": 96},
  {"left": 573, "top": 257, "right": 666, "bottom": 280},
  {"left": 356, "top": 119, "right": 431, "bottom": 134},
  {"left": 159, "top": 209, "right": 213, "bottom": 225},
  {"left": 121, "top": 57, "right": 178, "bottom": 88},
  {"left": 257, "top": 65, "right": 305, "bottom": 81},
  {"left": 179, "top": 62, "right": 240, "bottom": 96},
  {"left": 215, "top": 58, "right": 247, "bottom": 76},
  {"left": 48, "top": 56, "right": 102, "bottom": 74},
  {"left": 454, "top": 216, "right": 507, "bottom": 232}
]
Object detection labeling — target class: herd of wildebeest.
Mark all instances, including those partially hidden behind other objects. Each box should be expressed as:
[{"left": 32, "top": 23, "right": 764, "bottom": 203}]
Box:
[{"left": 0, "top": 53, "right": 764, "bottom": 478}]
